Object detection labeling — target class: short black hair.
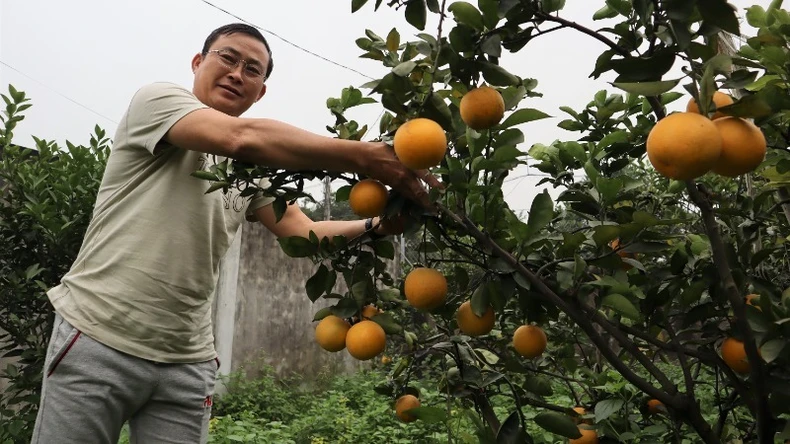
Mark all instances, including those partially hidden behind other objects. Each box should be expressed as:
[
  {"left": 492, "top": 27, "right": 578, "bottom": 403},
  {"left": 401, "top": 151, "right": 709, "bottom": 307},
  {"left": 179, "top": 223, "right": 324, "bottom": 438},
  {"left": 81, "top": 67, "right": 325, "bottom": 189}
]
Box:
[{"left": 201, "top": 23, "right": 274, "bottom": 79}]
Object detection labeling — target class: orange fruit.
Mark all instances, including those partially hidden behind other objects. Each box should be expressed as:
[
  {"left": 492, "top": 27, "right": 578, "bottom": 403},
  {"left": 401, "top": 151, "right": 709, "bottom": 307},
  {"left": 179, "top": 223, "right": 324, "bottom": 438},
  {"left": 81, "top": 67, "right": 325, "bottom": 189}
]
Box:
[
  {"left": 460, "top": 85, "right": 505, "bottom": 130},
  {"left": 572, "top": 406, "right": 591, "bottom": 424},
  {"left": 609, "top": 238, "right": 635, "bottom": 270},
  {"left": 345, "top": 320, "right": 386, "bottom": 360},
  {"left": 721, "top": 337, "right": 750, "bottom": 374},
  {"left": 513, "top": 325, "right": 548, "bottom": 358},
  {"left": 394, "top": 394, "right": 421, "bottom": 422},
  {"left": 403, "top": 268, "right": 447, "bottom": 311},
  {"left": 711, "top": 117, "right": 766, "bottom": 177},
  {"left": 456, "top": 301, "right": 495, "bottom": 336},
  {"left": 381, "top": 355, "right": 392, "bottom": 365},
  {"left": 314, "top": 315, "right": 350, "bottom": 352},
  {"left": 570, "top": 427, "right": 599, "bottom": 444},
  {"left": 647, "top": 399, "right": 664, "bottom": 414},
  {"left": 745, "top": 294, "right": 763, "bottom": 312},
  {"left": 646, "top": 112, "right": 722, "bottom": 180},
  {"left": 686, "top": 91, "right": 734, "bottom": 120},
  {"left": 349, "top": 179, "right": 388, "bottom": 218},
  {"left": 393, "top": 118, "right": 447, "bottom": 170},
  {"left": 361, "top": 304, "right": 382, "bottom": 319}
]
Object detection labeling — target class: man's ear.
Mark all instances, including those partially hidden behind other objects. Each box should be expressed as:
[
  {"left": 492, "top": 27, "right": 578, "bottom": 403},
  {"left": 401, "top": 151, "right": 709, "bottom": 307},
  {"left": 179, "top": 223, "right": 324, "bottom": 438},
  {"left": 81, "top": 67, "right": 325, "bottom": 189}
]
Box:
[
  {"left": 256, "top": 84, "right": 267, "bottom": 102},
  {"left": 191, "top": 53, "right": 203, "bottom": 73}
]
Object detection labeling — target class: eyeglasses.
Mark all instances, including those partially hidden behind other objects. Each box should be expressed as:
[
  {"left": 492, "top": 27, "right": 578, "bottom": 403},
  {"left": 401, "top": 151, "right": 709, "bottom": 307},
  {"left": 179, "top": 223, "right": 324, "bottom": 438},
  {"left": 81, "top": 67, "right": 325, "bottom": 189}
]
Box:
[{"left": 207, "top": 49, "right": 266, "bottom": 83}]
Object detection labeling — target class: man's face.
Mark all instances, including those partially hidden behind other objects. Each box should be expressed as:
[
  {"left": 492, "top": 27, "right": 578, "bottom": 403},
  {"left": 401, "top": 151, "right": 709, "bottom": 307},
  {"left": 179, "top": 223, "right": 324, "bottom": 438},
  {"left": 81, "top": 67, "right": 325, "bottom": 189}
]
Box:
[{"left": 191, "top": 33, "right": 269, "bottom": 117}]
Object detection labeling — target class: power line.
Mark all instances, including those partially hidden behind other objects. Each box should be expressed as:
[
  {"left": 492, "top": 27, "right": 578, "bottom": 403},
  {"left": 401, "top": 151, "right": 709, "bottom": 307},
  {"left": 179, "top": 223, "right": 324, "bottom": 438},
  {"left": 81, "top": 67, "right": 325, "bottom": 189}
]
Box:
[
  {"left": 0, "top": 59, "right": 119, "bottom": 125},
  {"left": 198, "top": 0, "right": 376, "bottom": 80}
]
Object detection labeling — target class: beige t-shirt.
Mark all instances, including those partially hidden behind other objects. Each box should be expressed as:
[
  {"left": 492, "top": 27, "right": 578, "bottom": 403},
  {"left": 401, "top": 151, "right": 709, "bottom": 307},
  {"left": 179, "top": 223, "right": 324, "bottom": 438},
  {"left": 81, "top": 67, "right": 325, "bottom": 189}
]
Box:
[{"left": 48, "top": 82, "right": 274, "bottom": 363}]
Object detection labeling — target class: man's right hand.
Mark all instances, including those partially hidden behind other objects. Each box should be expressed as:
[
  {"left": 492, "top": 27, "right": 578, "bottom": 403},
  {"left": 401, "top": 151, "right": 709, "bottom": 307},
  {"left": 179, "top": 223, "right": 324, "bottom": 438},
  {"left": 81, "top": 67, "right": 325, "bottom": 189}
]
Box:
[{"left": 361, "top": 142, "right": 442, "bottom": 213}]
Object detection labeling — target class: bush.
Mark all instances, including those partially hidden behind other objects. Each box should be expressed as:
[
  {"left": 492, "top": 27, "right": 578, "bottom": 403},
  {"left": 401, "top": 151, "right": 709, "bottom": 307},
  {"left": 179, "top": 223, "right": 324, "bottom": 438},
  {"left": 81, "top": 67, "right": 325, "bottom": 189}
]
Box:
[
  {"left": 212, "top": 355, "right": 309, "bottom": 423},
  {"left": 0, "top": 85, "right": 109, "bottom": 443},
  {"left": 211, "top": 365, "right": 481, "bottom": 444}
]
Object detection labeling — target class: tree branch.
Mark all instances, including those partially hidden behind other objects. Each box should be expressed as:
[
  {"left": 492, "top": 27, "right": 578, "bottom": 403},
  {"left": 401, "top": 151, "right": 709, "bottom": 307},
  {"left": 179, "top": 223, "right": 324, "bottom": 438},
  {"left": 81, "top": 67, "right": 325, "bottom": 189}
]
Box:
[
  {"left": 435, "top": 203, "right": 678, "bottom": 408},
  {"left": 684, "top": 180, "right": 773, "bottom": 443}
]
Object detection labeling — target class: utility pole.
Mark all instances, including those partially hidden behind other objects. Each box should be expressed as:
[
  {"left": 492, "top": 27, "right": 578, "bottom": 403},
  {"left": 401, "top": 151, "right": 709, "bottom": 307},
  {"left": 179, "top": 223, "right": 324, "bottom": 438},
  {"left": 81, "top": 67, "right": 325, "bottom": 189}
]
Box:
[{"left": 323, "top": 177, "right": 332, "bottom": 221}]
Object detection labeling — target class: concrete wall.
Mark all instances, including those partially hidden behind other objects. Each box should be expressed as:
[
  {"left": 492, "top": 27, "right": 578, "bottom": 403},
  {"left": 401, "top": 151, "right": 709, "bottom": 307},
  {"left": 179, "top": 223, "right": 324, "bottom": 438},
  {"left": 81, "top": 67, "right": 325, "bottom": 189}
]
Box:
[{"left": 214, "top": 221, "right": 364, "bottom": 387}]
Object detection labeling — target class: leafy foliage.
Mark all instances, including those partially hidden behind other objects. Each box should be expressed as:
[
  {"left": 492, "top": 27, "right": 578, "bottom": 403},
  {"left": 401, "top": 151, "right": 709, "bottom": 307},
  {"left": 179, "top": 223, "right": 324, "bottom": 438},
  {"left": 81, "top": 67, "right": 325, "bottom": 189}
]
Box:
[
  {"left": 0, "top": 86, "right": 110, "bottom": 443},
  {"left": 194, "top": 0, "right": 790, "bottom": 442}
]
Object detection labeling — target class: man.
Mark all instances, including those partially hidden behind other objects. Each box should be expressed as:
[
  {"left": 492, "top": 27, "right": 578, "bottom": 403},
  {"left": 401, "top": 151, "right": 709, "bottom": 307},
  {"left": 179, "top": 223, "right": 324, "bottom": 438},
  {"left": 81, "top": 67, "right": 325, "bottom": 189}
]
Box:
[{"left": 32, "top": 23, "right": 435, "bottom": 443}]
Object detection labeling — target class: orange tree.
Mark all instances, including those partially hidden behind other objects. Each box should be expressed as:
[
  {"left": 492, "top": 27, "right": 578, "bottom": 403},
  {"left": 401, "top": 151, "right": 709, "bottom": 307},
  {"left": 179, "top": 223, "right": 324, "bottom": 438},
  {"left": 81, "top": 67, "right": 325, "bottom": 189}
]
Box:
[{"left": 201, "top": 1, "right": 790, "bottom": 442}]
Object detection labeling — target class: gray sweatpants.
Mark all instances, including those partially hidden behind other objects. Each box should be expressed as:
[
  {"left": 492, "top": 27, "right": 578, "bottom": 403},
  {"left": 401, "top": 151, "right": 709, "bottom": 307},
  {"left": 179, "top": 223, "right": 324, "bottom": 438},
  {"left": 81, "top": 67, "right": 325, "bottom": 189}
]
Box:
[{"left": 31, "top": 313, "right": 219, "bottom": 444}]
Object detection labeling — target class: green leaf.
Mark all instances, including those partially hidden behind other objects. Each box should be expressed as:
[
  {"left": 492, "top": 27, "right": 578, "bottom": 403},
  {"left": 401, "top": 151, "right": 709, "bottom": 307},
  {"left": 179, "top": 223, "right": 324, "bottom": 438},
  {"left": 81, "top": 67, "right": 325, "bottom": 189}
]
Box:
[
  {"left": 500, "top": 108, "right": 551, "bottom": 128},
  {"left": 392, "top": 60, "right": 417, "bottom": 76},
  {"left": 422, "top": 92, "right": 454, "bottom": 132},
  {"left": 305, "top": 264, "right": 334, "bottom": 302},
  {"left": 534, "top": 412, "right": 582, "bottom": 439},
  {"left": 496, "top": 411, "right": 523, "bottom": 444},
  {"left": 523, "top": 375, "right": 554, "bottom": 396},
  {"left": 608, "top": 49, "right": 676, "bottom": 82},
  {"left": 312, "top": 307, "right": 333, "bottom": 321},
  {"left": 525, "top": 190, "right": 554, "bottom": 239},
  {"left": 481, "top": 34, "right": 502, "bottom": 57},
  {"left": 479, "top": 62, "right": 520, "bottom": 86},
  {"left": 373, "top": 239, "right": 395, "bottom": 259},
  {"left": 593, "top": 4, "right": 618, "bottom": 20},
  {"left": 611, "top": 79, "right": 680, "bottom": 96},
  {"left": 606, "top": 0, "right": 631, "bottom": 16},
  {"left": 594, "top": 398, "right": 624, "bottom": 422},
  {"left": 602, "top": 294, "right": 640, "bottom": 320},
  {"left": 191, "top": 170, "right": 218, "bottom": 181},
  {"left": 406, "top": 0, "right": 428, "bottom": 30},
  {"left": 448, "top": 2, "right": 485, "bottom": 30},
  {"left": 717, "top": 94, "right": 775, "bottom": 119},
  {"left": 760, "top": 339, "right": 785, "bottom": 363},
  {"left": 386, "top": 28, "right": 401, "bottom": 52},
  {"left": 278, "top": 236, "right": 318, "bottom": 258},
  {"left": 471, "top": 284, "right": 491, "bottom": 317},
  {"left": 697, "top": 0, "right": 740, "bottom": 34},
  {"left": 745, "top": 5, "right": 767, "bottom": 27},
  {"left": 370, "top": 312, "right": 403, "bottom": 334},
  {"left": 352, "top": 0, "right": 369, "bottom": 12},
  {"left": 406, "top": 406, "right": 448, "bottom": 423},
  {"left": 541, "top": 0, "right": 566, "bottom": 14}
]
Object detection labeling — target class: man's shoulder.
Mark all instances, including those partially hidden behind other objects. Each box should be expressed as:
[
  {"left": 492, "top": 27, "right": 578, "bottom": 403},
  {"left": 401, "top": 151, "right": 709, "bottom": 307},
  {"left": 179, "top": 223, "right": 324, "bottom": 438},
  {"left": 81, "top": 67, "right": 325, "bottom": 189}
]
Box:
[{"left": 132, "top": 82, "right": 196, "bottom": 102}]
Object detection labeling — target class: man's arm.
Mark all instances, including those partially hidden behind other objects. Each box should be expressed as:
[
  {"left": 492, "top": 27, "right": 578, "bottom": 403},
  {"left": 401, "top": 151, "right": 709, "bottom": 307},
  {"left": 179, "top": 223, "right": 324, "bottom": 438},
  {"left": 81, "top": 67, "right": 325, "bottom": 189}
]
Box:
[
  {"left": 253, "top": 202, "right": 397, "bottom": 241},
  {"left": 165, "top": 108, "right": 433, "bottom": 209}
]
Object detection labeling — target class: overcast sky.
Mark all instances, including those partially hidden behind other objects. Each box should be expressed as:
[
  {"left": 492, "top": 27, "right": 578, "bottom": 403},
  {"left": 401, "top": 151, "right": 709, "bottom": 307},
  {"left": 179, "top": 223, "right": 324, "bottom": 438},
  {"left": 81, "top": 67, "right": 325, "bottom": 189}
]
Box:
[{"left": 0, "top": 0, "right": 761, "bottom": 213}]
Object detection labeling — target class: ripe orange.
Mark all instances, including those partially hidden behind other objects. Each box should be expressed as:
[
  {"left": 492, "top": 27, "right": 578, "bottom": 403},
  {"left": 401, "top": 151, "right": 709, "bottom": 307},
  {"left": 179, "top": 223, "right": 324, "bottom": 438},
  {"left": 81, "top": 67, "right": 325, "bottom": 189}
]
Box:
[
  {"left": 572, "top": 406, "right": 591, "bottom": 424},
  {"left": 646, "top": 112, "right": 722, "bottom": 180},
  {"left": 403, "top": 267, "right": 447, "bottom": 311},
  {"left": 711, "top": 117, "right": 767, "bottom": 177},
  {"left": 314, "top": 315, "right": 350, "bottom": 352},
  {"left": 647, "top": 399, "right": 664, "bottom": 414},
  {"left": 745, "top": 294, "right": 761, "bottom": 311},
  {"left": 513, "top": 325, "right": 548, "bottom": 358},
  {"left": 394, "top": 394, "right": 421, "bottom": 422},
  {"left": 609, "top": 238, "right": 634, "bottom": 270},
  {"left": 721, "top": 337, "right": 750, "bottom": 374},
  {"left": 393, "top": 118, "right": 447, "bottom": 170},
  {"left": 456, "top": 301, "right": 495, "bottom": 336},
  {"left": 570, "top": 427, "right": 599, "bottom": 444},
  {"left": 361, "top": 304, "right": 383, "bottom": 319},
  {"left": 460, "top": 85, "right": 505, "bottom": 130},
  {"left": 345, "top": 320, "right": 386, "bottom": 360},
  {"left": 349, "top": 179, "right": 388, "bottom": 218},
  {"left": 686, "top": 91, "right": 734, "bottom": 120}
]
